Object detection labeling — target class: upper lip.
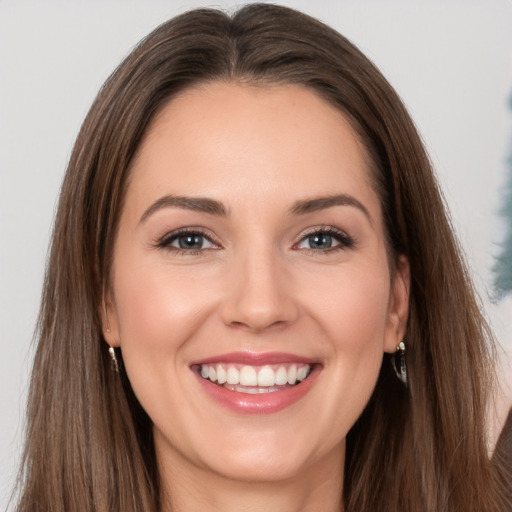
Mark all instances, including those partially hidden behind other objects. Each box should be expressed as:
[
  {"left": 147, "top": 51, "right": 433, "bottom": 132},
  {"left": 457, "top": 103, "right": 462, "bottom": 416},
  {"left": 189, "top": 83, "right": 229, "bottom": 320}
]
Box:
[{"left": 190, "top": 351, "right": 318, "bottom": 366}]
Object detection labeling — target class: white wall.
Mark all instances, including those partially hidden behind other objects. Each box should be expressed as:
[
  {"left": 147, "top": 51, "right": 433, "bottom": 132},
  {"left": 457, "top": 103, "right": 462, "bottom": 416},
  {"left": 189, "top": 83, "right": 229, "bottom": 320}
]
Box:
[{"left": 1, "top": 0, "right": 511, "bottom": 508}]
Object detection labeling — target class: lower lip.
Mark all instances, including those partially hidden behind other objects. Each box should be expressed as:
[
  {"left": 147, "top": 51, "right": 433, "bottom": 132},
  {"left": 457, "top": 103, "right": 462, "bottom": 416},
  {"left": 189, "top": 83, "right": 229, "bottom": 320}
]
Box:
[{"left": 194, "top": 366, "right": 320, "bottom": 415}]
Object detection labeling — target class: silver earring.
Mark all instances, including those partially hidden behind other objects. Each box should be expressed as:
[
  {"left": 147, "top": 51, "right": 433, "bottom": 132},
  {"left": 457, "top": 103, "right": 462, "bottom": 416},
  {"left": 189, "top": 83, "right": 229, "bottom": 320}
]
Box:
[
  {"left": 391, "top": 341, "right": 407, "bottom": 385},
  {"left": 108, "top": 346, "right": 119, "bottom": 373}
]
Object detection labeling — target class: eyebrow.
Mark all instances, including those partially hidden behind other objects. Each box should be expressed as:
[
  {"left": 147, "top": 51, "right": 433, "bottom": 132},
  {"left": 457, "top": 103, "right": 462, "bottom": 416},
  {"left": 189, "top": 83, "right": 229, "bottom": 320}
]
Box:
[
  {"left": 140, "top": 195, "right": 229, "bottom": 223},
  {"left": 289, "top": 194, "right": 372, "bottom": 222},
  {"left": 139, "top": 193, "right": 371, "bottom": 224}
]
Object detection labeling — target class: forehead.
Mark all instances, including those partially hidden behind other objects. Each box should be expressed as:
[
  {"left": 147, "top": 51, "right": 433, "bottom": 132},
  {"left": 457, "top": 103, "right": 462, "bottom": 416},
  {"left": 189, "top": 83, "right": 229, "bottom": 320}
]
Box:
[{"left": 127, "top": 82, "right": 378, "bottom": 215}]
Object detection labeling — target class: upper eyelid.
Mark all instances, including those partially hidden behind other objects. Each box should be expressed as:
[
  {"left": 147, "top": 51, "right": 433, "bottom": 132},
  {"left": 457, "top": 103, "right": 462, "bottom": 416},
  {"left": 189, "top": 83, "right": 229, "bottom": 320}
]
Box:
[
  {"left": 293, "top": 226, "right": 355, "bottom": 250},
  {"left": 158, "top": 227, "right": 221, "bottom": 247},
  {"left": 155, "top": 225, "right": 353, "bottom": 248},
  {"left": 295, "top": 225, "right": 350, "bottom": 240}
]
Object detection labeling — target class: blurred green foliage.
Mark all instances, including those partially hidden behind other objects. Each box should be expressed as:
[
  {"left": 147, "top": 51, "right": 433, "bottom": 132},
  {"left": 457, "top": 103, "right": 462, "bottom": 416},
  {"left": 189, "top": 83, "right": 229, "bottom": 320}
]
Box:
[{"left": 492, "top": 91, "right": 512, "bottom": 300}]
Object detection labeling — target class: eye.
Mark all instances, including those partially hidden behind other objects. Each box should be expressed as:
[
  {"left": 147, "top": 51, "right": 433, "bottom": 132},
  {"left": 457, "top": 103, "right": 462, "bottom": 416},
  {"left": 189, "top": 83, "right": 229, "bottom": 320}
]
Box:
[
  {"left": 173, "top": 233, "right": 211, "bottom": 250},
  {"left": 300, "top": 233, "right": 337, "bottom": 250},
  {"left": 157, "top": 228, "right": 219, "bottom": 253},
  {"left": 295, "top": 227, "right": 354, "bottom": 252}
]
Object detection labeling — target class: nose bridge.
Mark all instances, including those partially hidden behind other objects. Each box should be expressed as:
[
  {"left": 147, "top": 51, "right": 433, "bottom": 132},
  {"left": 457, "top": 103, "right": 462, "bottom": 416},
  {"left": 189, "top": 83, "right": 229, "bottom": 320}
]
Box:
[{"left": 221, "top": 240, "right": 298, "bottom": 332}]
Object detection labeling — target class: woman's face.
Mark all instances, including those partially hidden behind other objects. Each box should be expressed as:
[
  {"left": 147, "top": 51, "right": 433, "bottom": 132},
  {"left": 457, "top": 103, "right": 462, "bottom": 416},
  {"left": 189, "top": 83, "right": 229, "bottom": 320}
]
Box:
[{"left": 105, "top": 82, "right": 409, "bottom": 483}]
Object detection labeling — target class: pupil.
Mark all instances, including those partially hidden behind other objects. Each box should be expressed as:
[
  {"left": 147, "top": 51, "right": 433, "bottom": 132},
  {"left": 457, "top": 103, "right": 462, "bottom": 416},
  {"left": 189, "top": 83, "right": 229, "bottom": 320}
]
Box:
[
  {"left": 179, "top": 234, "right": 203, "bottom": 249},
  {"left": 309, "top": 234, "right": 332, "bottom": 249}
]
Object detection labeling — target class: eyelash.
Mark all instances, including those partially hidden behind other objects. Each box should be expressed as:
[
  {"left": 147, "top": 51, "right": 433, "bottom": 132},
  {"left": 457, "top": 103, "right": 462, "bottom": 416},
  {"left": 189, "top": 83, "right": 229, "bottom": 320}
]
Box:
[
  {"left": 155, "top": 226, "right": 355, "bottom": 255},
  {"left": 294, "top": 226, "right": 355, "bottom": 254},
  {"left": 156, "top": 227, "right": 220, "bottom": 255}
]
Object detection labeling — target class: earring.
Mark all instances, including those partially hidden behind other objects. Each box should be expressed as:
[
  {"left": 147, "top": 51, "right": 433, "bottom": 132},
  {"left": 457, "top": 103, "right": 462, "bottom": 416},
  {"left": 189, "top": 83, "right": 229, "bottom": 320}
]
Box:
[
  {"left": 108, "top": 346, "right": 119, "bottom": 373},
  {"left": 391, "top": 341, "right": 407, "bottom": 385}
]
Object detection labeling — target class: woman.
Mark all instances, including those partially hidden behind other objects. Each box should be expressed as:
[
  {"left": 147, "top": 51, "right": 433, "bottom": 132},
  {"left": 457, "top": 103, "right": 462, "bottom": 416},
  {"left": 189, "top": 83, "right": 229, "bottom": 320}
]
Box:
[{"left": 15, "top": 4, "right": 510, "bottom": 511}]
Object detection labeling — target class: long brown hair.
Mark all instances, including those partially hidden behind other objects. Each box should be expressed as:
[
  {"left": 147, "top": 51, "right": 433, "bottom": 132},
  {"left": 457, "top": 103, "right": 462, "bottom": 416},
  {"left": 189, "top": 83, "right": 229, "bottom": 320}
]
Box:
[{"left": 15, "top": 4, "right": 510, "bottom": 511}]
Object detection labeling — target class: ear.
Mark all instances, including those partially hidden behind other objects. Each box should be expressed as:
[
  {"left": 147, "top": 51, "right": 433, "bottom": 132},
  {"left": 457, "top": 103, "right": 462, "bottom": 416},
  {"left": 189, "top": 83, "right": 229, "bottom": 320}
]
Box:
[
  {"left": 100, "top": 289, "right": 121, "bottom": 348},
  {"left": 384, "top": 254, "right": 410, "bottom": 353}
]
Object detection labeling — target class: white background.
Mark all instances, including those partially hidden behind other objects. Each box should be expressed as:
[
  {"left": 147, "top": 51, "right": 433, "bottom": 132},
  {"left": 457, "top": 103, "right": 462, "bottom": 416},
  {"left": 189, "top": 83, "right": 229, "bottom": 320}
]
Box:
[{"left": 1, "top": 0, "right": 511, "bottom": 508}]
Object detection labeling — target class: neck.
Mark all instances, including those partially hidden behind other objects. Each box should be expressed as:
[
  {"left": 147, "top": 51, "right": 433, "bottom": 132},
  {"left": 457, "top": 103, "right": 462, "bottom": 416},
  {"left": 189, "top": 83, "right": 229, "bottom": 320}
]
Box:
[{"left": 158, "top": 440, "right": 345, "bottom": 512}]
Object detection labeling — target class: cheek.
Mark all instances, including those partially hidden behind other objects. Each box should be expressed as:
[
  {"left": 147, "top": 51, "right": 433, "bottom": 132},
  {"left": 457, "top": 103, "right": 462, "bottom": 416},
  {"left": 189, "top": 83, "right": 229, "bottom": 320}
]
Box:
[
  {"left": 111, "top": 258, "right": 219, "bottom": 368},
  {"left": 312, "top": 262, "right": 391, "bottom": 349},
  {"left": 307, "top": 262, "right": 391, "bottom": 404},
  {"left": 110, "top": 258, "right": 223, "bottom": 436}
]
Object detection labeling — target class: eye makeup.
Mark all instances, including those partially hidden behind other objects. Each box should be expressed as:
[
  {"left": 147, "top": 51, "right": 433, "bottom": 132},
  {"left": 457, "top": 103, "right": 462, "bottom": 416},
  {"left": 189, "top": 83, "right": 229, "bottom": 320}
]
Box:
[
  {"left": 155, "top": 227, "right": 221, "bottom": 255},
  {"left": 153, "top": 223, "right": 356, "bottom": 257},
  {"left": 293, "top": 225, "right": 356, "bottom": 253}
]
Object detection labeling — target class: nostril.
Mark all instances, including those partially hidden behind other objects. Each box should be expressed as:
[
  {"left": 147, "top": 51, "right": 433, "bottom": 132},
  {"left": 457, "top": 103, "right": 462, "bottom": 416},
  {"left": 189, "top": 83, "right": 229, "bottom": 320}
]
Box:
[{"left": 219, "top": 258, "right": 300, "bottom": 330}]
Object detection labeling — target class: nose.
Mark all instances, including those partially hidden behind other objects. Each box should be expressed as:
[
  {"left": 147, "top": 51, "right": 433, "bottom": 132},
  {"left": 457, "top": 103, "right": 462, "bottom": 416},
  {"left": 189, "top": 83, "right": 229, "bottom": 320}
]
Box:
[{"left": 220, "top": 249, "right": 300, "bottom": 333}]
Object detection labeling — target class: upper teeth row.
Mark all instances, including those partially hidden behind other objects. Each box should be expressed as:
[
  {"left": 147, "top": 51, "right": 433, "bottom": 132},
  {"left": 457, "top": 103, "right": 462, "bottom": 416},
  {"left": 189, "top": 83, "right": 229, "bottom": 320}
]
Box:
[{"left": 200, "top": 364, "right": 311, "bottom": 387}]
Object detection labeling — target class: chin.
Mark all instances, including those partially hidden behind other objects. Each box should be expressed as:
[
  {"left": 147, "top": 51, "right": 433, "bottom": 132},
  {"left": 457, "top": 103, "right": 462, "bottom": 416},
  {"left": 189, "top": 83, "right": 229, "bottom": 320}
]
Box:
[{"left": 207, "top": 450, "right": 315, "bottom": 484}]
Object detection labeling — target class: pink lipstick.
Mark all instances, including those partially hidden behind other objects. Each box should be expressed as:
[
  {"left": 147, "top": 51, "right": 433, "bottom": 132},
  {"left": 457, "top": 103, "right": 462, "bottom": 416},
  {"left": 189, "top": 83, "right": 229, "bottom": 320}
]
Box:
[{"left": 191, "top": 352, "right": 321, "bottom": 414}]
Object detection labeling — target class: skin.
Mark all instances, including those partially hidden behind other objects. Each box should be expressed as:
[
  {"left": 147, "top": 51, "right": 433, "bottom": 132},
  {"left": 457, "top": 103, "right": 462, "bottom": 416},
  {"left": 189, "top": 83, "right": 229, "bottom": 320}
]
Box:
[{"left": 103, "top": 82, "right": 410, "bottom": 512}]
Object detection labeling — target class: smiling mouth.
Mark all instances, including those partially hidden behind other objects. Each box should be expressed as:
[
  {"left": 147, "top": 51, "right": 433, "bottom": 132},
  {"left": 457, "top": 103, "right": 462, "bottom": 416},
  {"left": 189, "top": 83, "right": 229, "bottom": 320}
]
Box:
[{"left": 195, "top": 363, "right": 312, "bottom": 394}]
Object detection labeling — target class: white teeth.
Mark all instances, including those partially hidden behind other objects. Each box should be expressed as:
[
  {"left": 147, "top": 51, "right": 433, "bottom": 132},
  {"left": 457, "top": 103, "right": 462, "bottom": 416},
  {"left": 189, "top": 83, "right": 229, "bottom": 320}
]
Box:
[
  {"left": 287, "top": 364, "right": 297, "bottom": 385},
  {"left": 226, "top": 366, "right": 239, "bottom": 385},
  {"left": 242, "top": 387, "right": 260, "bottom": 394},
  {"left": 275, "top": 366, "right": 288, "bottom": 385},
  {"left": 199, "top": 363, "right": 312, "bottom": 388},
  {"left": 297, "top": 365, "right": 309, "bottom": 381},
  {"left": 257, "top": 365, "right": 275, "bottom": 387},
  {"left": 216, "top": 365, "right": 227, "bottom": 384},
  {"left": 240, "top": 366, "right": 258, "bottom": 386},
  {"left": 224, "top": 384, "right": 284, "bottom": 394}
]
